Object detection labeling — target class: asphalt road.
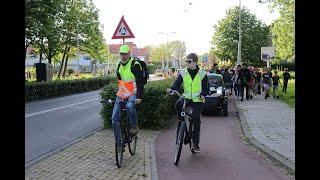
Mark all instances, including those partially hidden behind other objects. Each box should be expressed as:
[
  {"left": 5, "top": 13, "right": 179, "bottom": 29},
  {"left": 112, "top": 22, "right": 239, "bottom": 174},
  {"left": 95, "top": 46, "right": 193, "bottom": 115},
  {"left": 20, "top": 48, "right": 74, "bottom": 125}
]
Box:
[
  {"left": 154, "top": 96, "right": 293, "bottom": 180},
  {"left": 25, "top": 90, "right": 103, "bottom": 165}
]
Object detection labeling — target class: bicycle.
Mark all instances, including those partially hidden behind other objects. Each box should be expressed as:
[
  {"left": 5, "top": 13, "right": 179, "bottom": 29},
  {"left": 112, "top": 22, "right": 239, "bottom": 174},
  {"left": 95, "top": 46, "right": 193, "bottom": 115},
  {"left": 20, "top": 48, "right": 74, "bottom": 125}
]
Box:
[
  {"left": 168, "top": 90, "right": 196, "bottom": 165},
  {"left": 100, "top": 99, "right": 138, "bottom": 168}
]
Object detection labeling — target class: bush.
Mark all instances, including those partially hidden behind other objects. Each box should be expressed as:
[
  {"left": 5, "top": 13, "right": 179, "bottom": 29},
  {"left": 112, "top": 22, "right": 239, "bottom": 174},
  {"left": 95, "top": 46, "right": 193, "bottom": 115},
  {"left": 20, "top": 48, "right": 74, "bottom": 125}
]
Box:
[
  {"left": 67, "top": 68, "right": 74, "bottom": 75},
  {"left": 146, "top": 64, "right": 157, "bottom": 74},
  {"left": 25, "top": 75, "right": 118, "bottom": 102}
]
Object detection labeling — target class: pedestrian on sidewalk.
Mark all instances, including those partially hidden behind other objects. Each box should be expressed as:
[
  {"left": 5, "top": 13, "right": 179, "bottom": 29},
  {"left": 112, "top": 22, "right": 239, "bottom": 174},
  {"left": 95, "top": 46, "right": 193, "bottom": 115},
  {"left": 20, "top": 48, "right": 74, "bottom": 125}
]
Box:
[
  {"left": 262, "top": 68, "right": 272, "bottom": 99},
  {"left": 272, "top": 70, "right": 282, "bottom": 99},
  {"left": 237, "top": 63, "right": 251, "bottom": 101},
  {"left": 282, "top": 68, "right": 291, "bottom": 93}
]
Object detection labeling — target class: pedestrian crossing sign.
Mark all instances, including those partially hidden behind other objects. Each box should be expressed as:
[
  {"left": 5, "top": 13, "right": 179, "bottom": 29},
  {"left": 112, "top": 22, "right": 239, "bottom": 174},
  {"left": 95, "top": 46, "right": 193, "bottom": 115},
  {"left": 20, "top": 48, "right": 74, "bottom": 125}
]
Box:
[{"left": 112, "top": 15, "right": 135, "bottom": 39}]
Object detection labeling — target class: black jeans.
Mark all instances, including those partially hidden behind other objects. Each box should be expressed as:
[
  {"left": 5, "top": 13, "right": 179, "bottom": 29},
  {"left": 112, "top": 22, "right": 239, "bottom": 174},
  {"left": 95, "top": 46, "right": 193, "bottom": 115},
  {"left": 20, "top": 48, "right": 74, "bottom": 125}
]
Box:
[
  {"left": 240, "top": 83, "right": 249, "bottom": 99},
  {"left": 283, "top": 80, "right": 288, "bottom": 93},
  {"left": 175, "top": 99, "right": 204, "bottom": 146}
]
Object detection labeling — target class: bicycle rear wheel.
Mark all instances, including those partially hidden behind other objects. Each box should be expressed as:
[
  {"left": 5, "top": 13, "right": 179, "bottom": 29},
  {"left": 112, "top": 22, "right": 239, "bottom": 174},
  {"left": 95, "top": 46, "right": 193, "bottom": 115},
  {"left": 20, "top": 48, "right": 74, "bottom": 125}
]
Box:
[
  {"left": 115, "top": 124, "right": 124, "bottom": 168},
  {"left": 174, "top": 121, "right": 185, "bottom": 165}
]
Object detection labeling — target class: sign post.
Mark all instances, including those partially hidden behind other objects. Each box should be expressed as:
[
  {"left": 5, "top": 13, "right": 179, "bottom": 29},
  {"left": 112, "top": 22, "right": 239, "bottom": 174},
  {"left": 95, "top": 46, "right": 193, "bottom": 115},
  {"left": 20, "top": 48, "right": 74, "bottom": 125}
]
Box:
[{"left": 261, "top": 47, "right": 275, "bottom": 67}]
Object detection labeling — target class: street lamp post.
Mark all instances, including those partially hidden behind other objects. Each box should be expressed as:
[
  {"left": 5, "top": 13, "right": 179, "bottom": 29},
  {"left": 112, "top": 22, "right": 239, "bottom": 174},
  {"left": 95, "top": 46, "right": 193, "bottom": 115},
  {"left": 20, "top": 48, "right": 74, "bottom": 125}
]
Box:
[
  {"left": 237, "top": 0, "right": 242, "bottom": 65},
  {"left": 158, "top": 32, "right": 176, "bottom": 69},
  {"left": 77, "top": 25, "right": 80, "bottom": 78}
]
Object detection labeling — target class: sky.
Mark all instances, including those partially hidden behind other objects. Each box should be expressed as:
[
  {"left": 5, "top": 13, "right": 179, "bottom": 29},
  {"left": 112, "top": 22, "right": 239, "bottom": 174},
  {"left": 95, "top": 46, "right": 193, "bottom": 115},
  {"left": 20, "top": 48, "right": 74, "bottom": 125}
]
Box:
[{"left": 92, "top": 0, "right": 279, "bottom": 55}]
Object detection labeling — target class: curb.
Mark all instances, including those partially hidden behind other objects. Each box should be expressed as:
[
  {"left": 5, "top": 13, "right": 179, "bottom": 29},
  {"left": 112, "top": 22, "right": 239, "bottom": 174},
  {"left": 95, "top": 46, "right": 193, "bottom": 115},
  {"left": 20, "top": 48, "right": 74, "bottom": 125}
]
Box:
[
  {"left": 233, "top": 96, "right": 295, "bottom": 174},
  {"left": 149, "top": 131, "right": 160, "bottom": 180}
]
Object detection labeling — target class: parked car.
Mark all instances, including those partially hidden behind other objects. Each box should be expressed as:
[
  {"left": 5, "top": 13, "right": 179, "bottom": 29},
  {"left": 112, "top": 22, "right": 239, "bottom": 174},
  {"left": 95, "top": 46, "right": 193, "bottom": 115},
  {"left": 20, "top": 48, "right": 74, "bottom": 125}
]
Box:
[{"left": 203, "top": 73, "right": 228, "bottom": 116}]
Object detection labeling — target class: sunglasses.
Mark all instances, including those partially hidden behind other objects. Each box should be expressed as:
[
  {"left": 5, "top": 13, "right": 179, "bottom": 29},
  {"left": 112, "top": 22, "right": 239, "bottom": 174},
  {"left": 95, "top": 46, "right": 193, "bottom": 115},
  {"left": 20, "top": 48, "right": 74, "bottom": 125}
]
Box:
[{"left": 186, "top": 60, "right": 194, "bottom": 64}]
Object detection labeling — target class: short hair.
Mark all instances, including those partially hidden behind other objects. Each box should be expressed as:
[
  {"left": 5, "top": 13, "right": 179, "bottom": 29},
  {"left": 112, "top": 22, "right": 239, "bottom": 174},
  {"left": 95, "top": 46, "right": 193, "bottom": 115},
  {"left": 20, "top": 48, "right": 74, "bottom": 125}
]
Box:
[
  {"left": 186, "top": 53, "right": 198, "bottom": 62},
  {"left": 213, "top": 63, "right": 218, "bottom": 66}
]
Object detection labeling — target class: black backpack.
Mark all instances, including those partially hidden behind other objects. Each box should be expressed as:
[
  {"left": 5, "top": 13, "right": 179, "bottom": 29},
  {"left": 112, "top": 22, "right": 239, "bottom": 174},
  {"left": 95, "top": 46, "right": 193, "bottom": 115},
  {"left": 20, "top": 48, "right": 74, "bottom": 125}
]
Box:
[{"left": 117, "top": 57, "right": 149, "bottom": 85}]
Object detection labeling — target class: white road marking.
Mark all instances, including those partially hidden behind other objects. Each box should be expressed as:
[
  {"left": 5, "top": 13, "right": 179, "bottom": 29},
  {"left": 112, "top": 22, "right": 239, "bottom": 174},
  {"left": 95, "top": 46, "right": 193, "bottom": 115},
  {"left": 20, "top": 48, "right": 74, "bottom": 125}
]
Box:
[{"left": 25, "top": 98, "right": 100, "bottom": 118}]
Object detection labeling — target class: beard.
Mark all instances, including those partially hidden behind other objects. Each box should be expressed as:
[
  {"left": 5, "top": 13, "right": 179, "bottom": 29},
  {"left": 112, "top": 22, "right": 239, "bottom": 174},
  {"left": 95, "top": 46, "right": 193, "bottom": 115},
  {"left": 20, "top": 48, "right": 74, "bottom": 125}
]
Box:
[{"left": 120, "top": 59, "right": 129, "bottom": 64}]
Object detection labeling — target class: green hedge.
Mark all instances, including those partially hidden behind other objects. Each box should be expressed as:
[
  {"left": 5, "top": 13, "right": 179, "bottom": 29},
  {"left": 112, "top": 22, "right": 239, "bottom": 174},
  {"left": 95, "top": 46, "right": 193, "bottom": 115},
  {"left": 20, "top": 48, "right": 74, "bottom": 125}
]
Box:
[
  {"left": 25, "top": 75, "right": 117, "bottom": 102},
  {"left": 99, "top": 78, "right": 179, "bottom": 130},
  {"left": 146, "top": 63, "right": 156, "bottom": 74}
]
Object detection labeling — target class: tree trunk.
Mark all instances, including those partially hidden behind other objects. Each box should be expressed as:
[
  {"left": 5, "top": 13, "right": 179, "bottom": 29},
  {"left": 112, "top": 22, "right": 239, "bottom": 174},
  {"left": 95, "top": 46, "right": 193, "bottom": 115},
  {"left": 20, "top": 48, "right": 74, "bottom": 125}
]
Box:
[
  {"left": 57, "top": 46, "right": 68, "bottom": 79},
  {"left": 62, "top": 47, "right": 70, "bottom": 78}
]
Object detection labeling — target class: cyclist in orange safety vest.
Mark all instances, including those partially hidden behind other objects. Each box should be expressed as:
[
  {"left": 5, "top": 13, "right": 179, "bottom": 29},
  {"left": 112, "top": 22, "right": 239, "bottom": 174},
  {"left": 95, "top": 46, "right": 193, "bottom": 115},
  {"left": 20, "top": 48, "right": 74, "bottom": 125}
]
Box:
[{"left": 112, "top": 44, "right": 143, "bottom": 142}]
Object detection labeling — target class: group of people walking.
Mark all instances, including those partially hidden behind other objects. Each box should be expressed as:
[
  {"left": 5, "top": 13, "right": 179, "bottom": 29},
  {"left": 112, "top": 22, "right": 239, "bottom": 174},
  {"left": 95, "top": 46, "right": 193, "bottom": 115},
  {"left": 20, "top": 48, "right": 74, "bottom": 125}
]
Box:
[{"left": 209, "top": 63, "right": 291, "bottom": 101}]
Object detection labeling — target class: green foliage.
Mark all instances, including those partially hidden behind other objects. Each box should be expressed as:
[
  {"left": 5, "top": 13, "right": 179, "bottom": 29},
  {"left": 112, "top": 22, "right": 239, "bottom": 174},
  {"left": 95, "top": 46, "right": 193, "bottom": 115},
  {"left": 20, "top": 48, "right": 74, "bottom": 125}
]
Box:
[
  {"left": 67, "top": 68, "right": 74, "bottom": 75},
  {"left": 278, "top": 79, "right": 295, "bottom": 108},
  {"left": 99, "top": 78, "right": 178, "bottom": 130},
  {"left": 146, "top": 64, "right": 157, "bottom": 74},
  {"left": 270, "top": 0, "right": 295, "bottom": 62},
  {"left": 211, "top": 6, "right": 269, "bottom": 65},
  {"left": 25, "top": 76, "right": 117, "bottom": 102}
]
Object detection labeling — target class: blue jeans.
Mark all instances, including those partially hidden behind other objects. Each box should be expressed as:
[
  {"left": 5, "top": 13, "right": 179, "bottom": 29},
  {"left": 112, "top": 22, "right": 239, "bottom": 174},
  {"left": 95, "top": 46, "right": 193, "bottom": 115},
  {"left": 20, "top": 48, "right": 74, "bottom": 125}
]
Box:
[{"left": 111, "top": 94, "right": 138, "bottom": 142}]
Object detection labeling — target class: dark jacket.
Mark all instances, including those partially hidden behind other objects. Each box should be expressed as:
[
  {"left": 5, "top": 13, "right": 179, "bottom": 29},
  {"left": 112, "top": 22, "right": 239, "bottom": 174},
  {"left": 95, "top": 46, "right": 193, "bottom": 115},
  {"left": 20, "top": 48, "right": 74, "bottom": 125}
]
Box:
[
  {"left": 209, "top": 68, "right": 221, "bottom": 74},
  {"left": 170, "top": 66, "right": 209, "bottom": 98},
  {"left": 116, "top": 57, "right": 144, "bottom": 99},
  {"left": 237, "top": 68, "right": 251, "bottom": 84}
]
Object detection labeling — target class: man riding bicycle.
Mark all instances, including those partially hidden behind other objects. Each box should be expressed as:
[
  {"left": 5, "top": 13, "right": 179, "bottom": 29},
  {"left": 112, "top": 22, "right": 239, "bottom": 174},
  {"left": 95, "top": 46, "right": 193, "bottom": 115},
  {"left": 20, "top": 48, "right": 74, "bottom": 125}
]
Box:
[
  {"left": 167, "top": 53, "right": 209, "bottom": 152},
  {"left": 112, "top": 44, "right": 143, "bottom": 148}
]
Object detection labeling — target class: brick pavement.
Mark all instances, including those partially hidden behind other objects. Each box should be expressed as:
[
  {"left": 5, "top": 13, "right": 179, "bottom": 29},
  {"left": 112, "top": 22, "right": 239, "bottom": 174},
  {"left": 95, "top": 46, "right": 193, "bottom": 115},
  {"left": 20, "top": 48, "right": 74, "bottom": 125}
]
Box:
[
  {"left": 25, "top": 130, "right": 159, "bottom": 180},
  {"left": 234, "top": 94, "right": 295, "bottom": 173}
]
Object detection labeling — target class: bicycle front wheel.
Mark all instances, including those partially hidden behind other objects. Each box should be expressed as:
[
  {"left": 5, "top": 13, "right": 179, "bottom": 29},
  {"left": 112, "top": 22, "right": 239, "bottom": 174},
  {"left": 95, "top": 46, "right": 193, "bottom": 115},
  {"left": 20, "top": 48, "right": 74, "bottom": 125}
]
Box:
[
  {"left": 128, "top": 134, "right": 137, "bottom": 155},
  {"left": 115, "top": 124, "right": 124, "bottom": 168},
  {"left": 188, "top": 119, "right": 195, "bottom": 153},
  {"left": 126, "top": 119, "right": 138, "bottom": 155},
  {"left": 174, "top": 121, "right": 185, "bottom": 165}
]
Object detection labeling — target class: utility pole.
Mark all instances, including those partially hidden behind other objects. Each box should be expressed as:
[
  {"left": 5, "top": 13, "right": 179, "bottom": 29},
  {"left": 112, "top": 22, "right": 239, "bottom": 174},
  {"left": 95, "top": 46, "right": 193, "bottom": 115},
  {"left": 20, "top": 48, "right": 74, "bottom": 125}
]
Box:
[
  {"left": 237, "top": 0, "right": 242, "bottom": 65},
  {"left": 158, "top": 32, "right": 176, "bottom": 69}
]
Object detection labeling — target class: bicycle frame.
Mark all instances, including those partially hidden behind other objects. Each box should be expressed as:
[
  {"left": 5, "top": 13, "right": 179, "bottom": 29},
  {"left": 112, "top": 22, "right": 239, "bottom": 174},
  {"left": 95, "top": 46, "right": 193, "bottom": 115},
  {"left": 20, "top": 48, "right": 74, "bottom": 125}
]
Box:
[{"left": 170, "top": 90, "right": 196, "bottom": 165}]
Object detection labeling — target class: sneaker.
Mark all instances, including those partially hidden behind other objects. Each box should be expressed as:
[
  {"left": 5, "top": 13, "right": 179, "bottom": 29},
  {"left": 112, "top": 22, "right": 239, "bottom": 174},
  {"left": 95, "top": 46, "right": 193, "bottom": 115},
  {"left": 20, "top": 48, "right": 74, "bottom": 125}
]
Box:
[
  {"left": 131, "top": 126, "right": 140, "bottom": 135},
  {"left": 192, "top": 144, "right": 201, "bottom": 153}
]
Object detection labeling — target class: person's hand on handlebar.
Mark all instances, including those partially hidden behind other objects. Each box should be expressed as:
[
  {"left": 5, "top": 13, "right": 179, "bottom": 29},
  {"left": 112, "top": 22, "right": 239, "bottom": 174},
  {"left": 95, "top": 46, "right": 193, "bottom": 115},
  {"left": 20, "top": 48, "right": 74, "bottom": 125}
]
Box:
[
  {"left": 166, "top": 88, "right": 173, "bottom": 94},
  {"left": 200, "top": 95, "right": 205, "bottom": 101}
]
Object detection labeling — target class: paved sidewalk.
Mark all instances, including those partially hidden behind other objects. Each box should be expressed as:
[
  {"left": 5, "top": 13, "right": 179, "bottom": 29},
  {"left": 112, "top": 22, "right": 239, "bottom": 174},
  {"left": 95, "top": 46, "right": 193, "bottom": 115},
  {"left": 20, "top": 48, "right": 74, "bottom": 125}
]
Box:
[
  {"left": 234, "top": 94, "right": 295, "bottom": 173},
  {"left": 25, "top": 130, "right": 159, "bottom": 180}
]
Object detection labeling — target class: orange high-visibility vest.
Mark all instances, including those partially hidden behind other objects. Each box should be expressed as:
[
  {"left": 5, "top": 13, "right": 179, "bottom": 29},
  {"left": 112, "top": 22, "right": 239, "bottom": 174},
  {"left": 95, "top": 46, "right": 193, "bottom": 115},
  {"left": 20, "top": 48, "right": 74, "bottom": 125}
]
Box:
[{"left": 116, "top": 58, "right": 138, "bottom": 99}]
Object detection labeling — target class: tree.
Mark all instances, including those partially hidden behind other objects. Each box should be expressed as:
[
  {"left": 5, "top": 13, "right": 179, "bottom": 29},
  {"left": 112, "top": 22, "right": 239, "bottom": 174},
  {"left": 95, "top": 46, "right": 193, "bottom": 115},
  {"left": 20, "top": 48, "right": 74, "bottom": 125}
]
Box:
[
  {"left": 211, "top": 6, "right": 270, "bottom": 66},
  {"left": 259, "top": 0, "right": 295, "bottom": 62},
  {"left": 171, "top": 40, "right": 187, "bottom": 68}
]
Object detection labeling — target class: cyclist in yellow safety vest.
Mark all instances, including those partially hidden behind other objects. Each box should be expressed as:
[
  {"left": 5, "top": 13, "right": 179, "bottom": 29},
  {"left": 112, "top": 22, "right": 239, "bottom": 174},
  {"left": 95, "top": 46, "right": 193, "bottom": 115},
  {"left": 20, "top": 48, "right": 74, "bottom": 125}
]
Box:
[
  {"left": 166, "top": 53, "right": 209, "bottom": 153},
  {"left": 112, "top": 44, "right": 143, "bottom": 146}
]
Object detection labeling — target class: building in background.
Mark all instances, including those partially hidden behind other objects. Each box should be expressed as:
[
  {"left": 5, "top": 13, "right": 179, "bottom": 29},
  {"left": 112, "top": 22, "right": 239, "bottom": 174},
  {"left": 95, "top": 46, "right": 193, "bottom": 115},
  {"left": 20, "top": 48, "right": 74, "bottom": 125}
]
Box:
[{"left": 25, "top": 42, "right": 149, "bottom": 74}]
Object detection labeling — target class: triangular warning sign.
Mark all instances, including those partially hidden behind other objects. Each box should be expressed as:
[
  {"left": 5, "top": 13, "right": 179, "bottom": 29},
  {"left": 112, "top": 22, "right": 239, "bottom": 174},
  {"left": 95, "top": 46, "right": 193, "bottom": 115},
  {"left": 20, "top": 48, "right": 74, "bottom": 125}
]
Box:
[{"left": 112, "top": 16, "right": 135, "bottom": 39}]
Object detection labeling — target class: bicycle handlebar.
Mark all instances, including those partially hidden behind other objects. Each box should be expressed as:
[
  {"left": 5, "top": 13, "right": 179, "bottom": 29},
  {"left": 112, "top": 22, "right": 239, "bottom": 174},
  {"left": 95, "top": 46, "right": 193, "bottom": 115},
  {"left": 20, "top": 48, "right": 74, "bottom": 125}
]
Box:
[
  {"left": 168, "top": 90, "right": 183, "bottom": 98},
  {"left": 100, "top": 99, "right": 113, "bottom": 104},
  {"left": 100, "top": 99, "right": 134, "bottom": 105}
]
